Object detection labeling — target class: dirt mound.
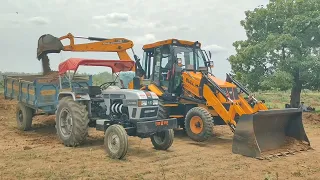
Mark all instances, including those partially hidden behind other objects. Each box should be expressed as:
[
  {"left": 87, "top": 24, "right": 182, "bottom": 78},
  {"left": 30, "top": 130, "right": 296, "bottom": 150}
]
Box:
[
  {"left": 0, "top": 95, "right": 17, "bottom": 111},
  {"left": 260, "top": 136, "right": 312, "bottom": 158},
  {"left": 43, "top": 71, "right": 60, "bottom": 83},
  {"left": 303, "top": 112, "right": 320, "bottom": 125}
]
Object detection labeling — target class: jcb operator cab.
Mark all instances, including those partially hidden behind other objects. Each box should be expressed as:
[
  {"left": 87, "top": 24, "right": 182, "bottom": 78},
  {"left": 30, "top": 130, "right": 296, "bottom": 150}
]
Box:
[{"left": 138, "top": 39, "right": 213, "bottom": 101}]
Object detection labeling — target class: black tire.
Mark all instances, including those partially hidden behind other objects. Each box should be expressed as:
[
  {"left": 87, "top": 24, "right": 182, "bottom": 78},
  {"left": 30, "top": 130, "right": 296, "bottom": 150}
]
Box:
[
  {"left": 16, "top": 102, "right": 33, "bottom": 131},
  {"left": 184, "top": 107, "right": 213, "bottom": 142},
  {"left": 104, "top": 124, "right": 128, "bottom": 159},
  {"left": 158, "top": 100, "right": 169, "bottom": 119},
  {"left": 150, "top": 129, "right": 174, "bottom": 150},
  {"left": 55, "top": 97, "right": 89, "bottom": 147}
]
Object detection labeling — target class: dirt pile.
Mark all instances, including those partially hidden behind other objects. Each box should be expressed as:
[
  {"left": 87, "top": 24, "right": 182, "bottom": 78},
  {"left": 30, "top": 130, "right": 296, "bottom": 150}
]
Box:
[
  {"left": 303, "top": 112, "right": 320, "bottom": 125},
  {"left": 43, "top": 71, "right": 60, "bottom": 84},
  {"left": 260, "top": 136, "right": 312, "bottom": 158},
  {"left": 0, "top": 95, "right": 17, "bottom": 111}
]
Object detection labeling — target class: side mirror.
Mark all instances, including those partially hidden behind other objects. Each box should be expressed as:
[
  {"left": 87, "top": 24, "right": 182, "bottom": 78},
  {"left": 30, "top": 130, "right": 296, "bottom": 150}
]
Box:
[
  {"left": 205, "top": 60, "right": 214, "bottom": 68},
  {"left": 209, "top": 60, "right": 214, "bottom": 68}
]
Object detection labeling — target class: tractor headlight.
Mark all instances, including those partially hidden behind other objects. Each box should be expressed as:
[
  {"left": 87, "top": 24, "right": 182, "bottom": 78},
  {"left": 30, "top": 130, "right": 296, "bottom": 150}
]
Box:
[
  {"left": 138, "top": 100, "right": 148, "bottom": 106},
  {"left": 153, "top": 100, "right": 159, "bottom": 105}
]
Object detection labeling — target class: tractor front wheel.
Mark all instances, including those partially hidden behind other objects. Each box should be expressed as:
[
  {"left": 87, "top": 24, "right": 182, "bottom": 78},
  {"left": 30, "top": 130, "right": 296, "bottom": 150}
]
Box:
[
  {"left": 184, "top": 107, "right": 213, "bottom": 142},
  {"left": 104, "top": 124, "right": 129, "bottom": 159},
  {"left": 150, "top": 129, "right": 174, "bottom": 150}
]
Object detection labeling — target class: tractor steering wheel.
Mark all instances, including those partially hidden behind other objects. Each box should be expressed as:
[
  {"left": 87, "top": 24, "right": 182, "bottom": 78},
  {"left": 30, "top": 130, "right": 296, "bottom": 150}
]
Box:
[{"left": 100, "top": 81, "right": 118, "bottom": 90}]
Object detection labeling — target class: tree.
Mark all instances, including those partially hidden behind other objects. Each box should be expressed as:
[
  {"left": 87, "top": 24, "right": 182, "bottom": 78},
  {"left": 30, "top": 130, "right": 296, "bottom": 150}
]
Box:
[{"left": 228, "top": 0, "right": 320, "bottom": 107}]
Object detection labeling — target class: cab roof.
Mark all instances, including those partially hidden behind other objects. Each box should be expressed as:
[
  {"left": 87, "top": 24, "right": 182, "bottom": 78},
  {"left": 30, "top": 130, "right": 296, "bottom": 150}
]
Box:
[{"left": 142, "top": 39, "right": 202, "bottom": 50}]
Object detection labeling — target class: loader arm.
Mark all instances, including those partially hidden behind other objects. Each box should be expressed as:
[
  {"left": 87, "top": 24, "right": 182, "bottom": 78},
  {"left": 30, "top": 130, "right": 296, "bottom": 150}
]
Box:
[
  {"left": 226, "top": 73, "right": 268, "bottom": 112},
  {"left": 199, "top": 73, "right": 250, "bottom": 132}
]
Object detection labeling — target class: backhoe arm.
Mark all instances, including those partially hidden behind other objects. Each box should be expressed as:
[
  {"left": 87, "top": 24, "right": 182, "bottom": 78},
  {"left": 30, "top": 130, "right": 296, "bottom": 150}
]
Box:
[{"left": 37, "top": 33, "right": 134, "bottom": 61}]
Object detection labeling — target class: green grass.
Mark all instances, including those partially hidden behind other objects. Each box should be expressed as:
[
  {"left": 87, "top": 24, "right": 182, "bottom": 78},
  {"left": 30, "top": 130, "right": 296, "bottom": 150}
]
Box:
[{"left": 254, "top": 90, "right": 320, "bottom": 112}]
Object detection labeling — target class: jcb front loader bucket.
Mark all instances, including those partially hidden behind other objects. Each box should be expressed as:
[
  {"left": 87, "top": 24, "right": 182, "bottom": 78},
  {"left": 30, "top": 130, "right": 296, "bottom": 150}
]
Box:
[
  {"left": 232, "top": 108, "right": 311, "bottom": 158},
  {"left": 37, "top": 34, "right": 64, "bottom": 60}
]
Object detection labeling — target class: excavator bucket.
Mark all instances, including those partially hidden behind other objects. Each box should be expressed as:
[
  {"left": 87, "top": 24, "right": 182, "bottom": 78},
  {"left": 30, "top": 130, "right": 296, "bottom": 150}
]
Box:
[
  {"left": 232, "top": 108, "right": 311, "bottom": 158},
  {"left": 37, "top": 34, "right": 64, "bottom": 60}
]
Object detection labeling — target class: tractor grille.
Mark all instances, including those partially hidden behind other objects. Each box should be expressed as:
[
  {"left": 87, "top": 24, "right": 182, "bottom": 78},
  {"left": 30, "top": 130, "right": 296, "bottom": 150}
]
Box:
[{"left": 140, "top": 107, "right": 158, "bottom": 118}]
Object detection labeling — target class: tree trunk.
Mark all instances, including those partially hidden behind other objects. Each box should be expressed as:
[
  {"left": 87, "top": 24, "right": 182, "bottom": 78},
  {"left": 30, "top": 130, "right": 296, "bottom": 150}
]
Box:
[{"left": 290, "top": 71, "right": 302, "bottom": 108}]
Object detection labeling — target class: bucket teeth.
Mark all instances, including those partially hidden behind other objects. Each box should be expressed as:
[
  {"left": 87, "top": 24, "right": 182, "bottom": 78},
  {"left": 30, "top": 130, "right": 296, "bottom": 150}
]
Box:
[{"left": 254, "top": 147, "right": 312, "bottom": 161}]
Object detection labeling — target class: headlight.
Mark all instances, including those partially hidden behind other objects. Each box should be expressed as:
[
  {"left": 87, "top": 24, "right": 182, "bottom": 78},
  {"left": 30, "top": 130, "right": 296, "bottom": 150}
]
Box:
[
  {"left": 153, "top": 100, "right": 159, "bottom": 105},
  {"left": 138, "top": 100, "right": 147, "bottom": 106},
  {"left": 138, "top": 100, "right": 158, "bottom": 106}
]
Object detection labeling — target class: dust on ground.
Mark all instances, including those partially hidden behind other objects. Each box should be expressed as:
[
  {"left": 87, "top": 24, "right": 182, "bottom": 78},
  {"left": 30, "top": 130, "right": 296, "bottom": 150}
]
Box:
[{"left": 0, "top": 96, "right": 319, "bottom": 180}]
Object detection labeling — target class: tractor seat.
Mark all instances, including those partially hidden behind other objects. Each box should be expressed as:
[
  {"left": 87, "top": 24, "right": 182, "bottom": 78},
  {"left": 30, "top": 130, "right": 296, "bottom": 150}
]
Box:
[{"left": 88, "top": 86, "right": 102, "bottom": 96}]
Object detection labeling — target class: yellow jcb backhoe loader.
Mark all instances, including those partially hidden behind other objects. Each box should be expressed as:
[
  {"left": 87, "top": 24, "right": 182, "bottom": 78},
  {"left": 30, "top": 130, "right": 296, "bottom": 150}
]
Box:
[{"left": 128, "top": 39, "right": 311, "bottom": 158}]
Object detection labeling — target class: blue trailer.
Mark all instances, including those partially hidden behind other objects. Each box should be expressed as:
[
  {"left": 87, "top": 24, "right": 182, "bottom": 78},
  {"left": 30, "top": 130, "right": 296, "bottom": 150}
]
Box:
[{"left": 2, "top": 73, "right": 92, "bottom": 130}]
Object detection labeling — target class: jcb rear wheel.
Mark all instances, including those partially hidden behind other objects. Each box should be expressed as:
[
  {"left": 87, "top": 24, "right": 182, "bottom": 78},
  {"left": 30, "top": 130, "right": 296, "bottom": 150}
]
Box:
[{"left": 184, "top": 107, "right": 213, "bottom": 142}]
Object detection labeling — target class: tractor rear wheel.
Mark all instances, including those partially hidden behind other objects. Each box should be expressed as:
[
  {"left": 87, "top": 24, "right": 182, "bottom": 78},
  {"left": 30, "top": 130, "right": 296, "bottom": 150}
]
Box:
[
  {"left": 184, "top": 107, "right": 213, "bottom": 142},
  {"left": 150, "top": 129, "right": 174, "bottom": 150},
  {"left": 104, "top": 124, "right": 129, "bottom": 159},
  {"left": 55, "top": 97, "right": 89, "bottom": 147},
  {"left": 16, "top": 102, "right": 33, "bottom": 131}
]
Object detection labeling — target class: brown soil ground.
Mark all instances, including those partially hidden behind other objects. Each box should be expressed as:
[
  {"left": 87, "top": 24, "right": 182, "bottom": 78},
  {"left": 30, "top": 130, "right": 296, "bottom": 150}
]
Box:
[{"left": 0, "top": 96, "right": 319, "bottom": 180}]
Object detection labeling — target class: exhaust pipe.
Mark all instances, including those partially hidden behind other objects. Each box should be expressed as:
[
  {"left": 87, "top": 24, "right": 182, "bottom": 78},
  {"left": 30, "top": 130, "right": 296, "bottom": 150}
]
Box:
[
  {"left": 37, "top": 34, "right": 64, "bottom": 60},
  {"left": 232, "top": 108, "right": 311, "bottom": 158}
]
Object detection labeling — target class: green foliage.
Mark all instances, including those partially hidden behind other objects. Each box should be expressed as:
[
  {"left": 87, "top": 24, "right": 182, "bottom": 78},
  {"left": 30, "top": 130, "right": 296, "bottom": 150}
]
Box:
[
  {"left": 260, "top": 70, "right": 293, "bottom": 91},
  {"left": 91, "top": 72, "right": 118, "bottom": 85},
  {"left": 228, "top": 0, "right": 320, "bottom": 92}
]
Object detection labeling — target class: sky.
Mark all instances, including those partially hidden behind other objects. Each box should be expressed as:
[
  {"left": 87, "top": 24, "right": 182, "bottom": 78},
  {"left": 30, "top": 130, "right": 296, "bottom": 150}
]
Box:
[{"left": 0, "top": 0, "right": 269, "bottom": 79}]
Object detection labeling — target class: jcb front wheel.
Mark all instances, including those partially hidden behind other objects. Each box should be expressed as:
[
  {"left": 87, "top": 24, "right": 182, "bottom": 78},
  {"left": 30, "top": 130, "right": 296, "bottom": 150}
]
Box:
[{"left": 184, "top": 107, "right": 213, "bottom": 142}]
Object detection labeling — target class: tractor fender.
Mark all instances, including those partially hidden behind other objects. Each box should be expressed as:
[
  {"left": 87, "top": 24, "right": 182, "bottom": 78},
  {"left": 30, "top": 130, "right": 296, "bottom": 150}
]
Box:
[
  {"left": 58, "top": 92, "right": 91, "bottom": 101},
  {"left": 58, "top": 92, "right": 76, "bottom": 101}
]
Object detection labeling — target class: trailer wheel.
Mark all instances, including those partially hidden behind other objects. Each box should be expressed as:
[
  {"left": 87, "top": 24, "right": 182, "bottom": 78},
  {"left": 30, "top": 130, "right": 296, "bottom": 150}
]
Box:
[
  {"left": 16, "top": 102, "right": 33, "bottom": 131},
  {"left": 55, "top": 97, "right": 89, "bottom": 147},
  {"left": 104, "top": 124, "right": 128, "bottom": 159},
  {"left": 184, "top": 107, "right": 213, "bottom": 142},
  {"left": 150, "top": 129, "right": 174, "bottom": 150}
]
